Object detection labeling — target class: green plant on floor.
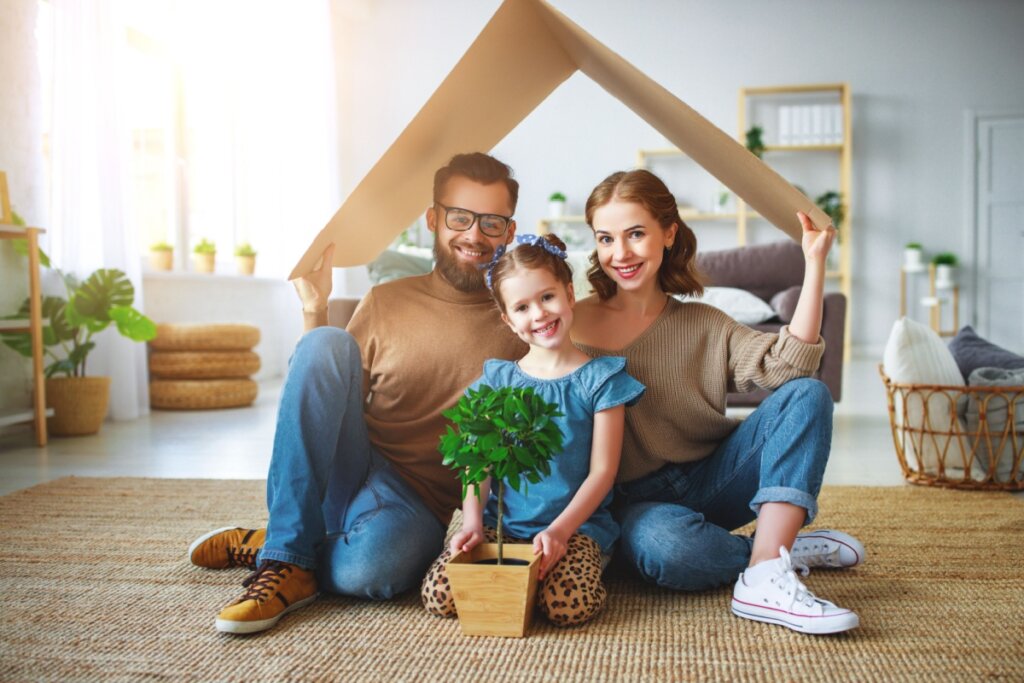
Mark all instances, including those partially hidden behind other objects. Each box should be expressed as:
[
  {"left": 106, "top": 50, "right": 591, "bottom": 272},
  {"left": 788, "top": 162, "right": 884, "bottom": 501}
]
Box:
[
  {"left": 932, "top": 252, "right": 958, "bottom": 266},
  {"left": 234, "top": 243, "right": 257, "bottom": 257},
  {"left": 1, "top": 244, "right": 156, "bottom": 377},
  {"left": 193, "top": 238, "right": 216, "bottom": 255},
  {"left": 439, "top": 385, "right": 564, "bottom": 564},
  {"left": 745, "top": 125, "right": 766, "bottom": 159}
]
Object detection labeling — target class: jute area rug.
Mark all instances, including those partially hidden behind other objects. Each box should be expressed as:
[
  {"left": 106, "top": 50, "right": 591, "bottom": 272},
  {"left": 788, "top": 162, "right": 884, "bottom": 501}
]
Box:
[{"left": 0, "top": 478, "right": 1021, "bottom": 682}]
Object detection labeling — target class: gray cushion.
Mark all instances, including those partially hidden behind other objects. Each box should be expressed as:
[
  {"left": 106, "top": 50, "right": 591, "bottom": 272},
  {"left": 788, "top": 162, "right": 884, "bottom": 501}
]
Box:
[
  {"left": 965, "top": 367, "right": 1024, "bottom": 482},
  {"left": 770, "top": 285, "right": 802, "bottom": 323},
  {"left": 947, "top": 326, "right": 1024, "bottom": 382}
]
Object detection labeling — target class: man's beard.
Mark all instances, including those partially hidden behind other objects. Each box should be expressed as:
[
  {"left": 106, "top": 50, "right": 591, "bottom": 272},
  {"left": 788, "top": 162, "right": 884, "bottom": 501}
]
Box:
[{"left": 433, "top": 239, "right": 488, "bottom": 293}]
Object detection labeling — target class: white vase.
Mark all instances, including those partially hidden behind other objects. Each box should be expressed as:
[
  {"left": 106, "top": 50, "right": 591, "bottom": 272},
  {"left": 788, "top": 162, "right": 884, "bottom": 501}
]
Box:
[
  {"left": 903, "top": 248, "right": 924, "bottom": 271},
  {"left": 935, "top": 264, "right": 955, "bottom": 289},
  {"left": 547, "top": 200, "right": 566, "bottom": 219}
]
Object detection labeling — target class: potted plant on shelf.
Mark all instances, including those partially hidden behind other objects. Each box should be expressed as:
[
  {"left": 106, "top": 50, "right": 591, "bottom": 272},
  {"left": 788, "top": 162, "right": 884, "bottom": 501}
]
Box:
[
  {"left": 1, "top": 247, "right": 157, "bottom": 436},
  {"left": 192, "top": 238, "right": 216, "bottom": 273},
  {"left": 547, "top": 192, "right": 567, "bottom": 219},
  {"left": 234, "top": 243, "right": 257, "bottom": 276},
  {"left": 904, "top": 242, "right": 924, "bottom": 271},
  {"left": 438, "top": 384, "right": 564, "bottom": 638},
  {"left": 814, "top": 190, "right": 845, "bottom": 271},
  {"left": 149, "top": 241, "right": 174, "bottom": 271},
  {"left": 932, "top": 252, "right": 958, "bottom": 289},
  {"left": 745, "top": 125, "right": 766, "bottom": 158}
]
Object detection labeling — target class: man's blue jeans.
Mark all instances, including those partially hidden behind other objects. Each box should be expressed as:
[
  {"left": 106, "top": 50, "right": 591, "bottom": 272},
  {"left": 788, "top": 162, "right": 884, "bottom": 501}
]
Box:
[
  {"left": 614, "top": 378, "right": 833, "bottom": 592},
  {"left": 258, "top": 327, "right": 446, "bottom": 599}
]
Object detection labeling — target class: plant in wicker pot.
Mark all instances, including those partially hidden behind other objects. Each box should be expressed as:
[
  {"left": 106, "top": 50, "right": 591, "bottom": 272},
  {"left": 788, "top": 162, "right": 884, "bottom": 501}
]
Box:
[
  {"left": 234, "top": 243, "right": 257, "bottom": 276},
  {"left": 438, "top": 384, "right": 564, "bottom": 638},
  {"left": 192, "top": 238, "right": 216, "bottom": 274},
  {"left": 1, "top": 250, "right": 156, "bottom": 436},
  {"left": 149, "top": 241, "right": 174, "bottom": 271}
]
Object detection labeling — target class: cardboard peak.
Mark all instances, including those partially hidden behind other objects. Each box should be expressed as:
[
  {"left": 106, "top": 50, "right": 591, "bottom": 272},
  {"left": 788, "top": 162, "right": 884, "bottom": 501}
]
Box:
[{"left": 289, "top": 0, "right": 829, "bottom": 279}]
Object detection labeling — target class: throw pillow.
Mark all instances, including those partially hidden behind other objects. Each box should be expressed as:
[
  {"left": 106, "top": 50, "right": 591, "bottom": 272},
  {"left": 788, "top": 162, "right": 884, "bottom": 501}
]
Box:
[
  {"left": 769, "top": 285, "right": 802, "bottom": 323},
  {"left": 882, "top": 317, "right": 967, "bottom": 477},
  {"left": 367, "top": 248, "right": 433, "bottom": 285},
  {"left": 947, "top": 326, "right": 1024, "bottom": 382},
  {"left": 688, "top": 287, "right": 777, "bottom": 325},
  {"left": 964, "top": 367, "right": 1024, "bottom": 483}
]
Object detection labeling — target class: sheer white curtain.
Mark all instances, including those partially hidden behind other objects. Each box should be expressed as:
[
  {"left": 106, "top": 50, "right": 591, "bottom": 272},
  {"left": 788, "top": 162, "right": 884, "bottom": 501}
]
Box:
[{"left": 48, "top": 0, "right": 149, "bottom": 420}]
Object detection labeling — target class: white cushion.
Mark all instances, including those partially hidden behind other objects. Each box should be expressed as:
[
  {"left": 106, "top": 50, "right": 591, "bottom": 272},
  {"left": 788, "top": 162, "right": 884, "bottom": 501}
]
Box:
[
  {"left": 882, "top": 317, "right": 967, "bottom": 476},
  {"left": 685, "top": 287, "right": 777, "bottom": 325}
]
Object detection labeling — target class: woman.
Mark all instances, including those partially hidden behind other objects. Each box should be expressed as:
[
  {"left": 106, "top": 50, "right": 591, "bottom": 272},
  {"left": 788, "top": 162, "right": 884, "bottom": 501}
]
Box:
[{"left": 571, "top": 169, "right": 864, "bottom": 635}]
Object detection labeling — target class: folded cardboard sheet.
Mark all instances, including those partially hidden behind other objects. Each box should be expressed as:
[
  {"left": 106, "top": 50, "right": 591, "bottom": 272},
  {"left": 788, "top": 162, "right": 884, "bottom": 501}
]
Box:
[{"left": 290, "top": 0, "right": 829, "bottom": 278}]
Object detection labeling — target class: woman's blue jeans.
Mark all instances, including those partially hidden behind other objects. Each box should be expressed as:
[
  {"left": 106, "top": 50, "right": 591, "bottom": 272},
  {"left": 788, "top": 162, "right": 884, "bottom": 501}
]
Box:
[
  {"left": 614, "top": 378, "right": 833, "bottom": 592},
  {"left": 258, "top": 327, "right": 446, "bottom": 599}
]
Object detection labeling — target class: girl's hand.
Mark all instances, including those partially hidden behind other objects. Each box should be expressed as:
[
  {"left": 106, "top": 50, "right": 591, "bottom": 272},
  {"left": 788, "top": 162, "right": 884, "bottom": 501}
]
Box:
[
  {"left": 798, "top": 211, "right": 836, "bottom": 267},
  {"left": 533, "top": 527, "right": 570, "bottom": 580},
  {"left": 449, "top": 527, "right": 484, "bottom": 555}
]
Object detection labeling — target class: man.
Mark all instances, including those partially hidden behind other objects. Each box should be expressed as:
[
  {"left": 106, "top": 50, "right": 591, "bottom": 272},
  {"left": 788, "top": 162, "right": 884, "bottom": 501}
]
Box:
[{"left": 188, "top": 153, "right": 527, "bottom": 634}]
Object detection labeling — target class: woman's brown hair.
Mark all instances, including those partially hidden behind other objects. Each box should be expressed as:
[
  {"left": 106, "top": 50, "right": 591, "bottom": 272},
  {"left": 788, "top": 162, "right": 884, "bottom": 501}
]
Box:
[
  {"left": 488, "top": 234, "right": 574, "bottom": 313},
  {"left": 584, "top": 169, "right": 703, "bottom": 301}
]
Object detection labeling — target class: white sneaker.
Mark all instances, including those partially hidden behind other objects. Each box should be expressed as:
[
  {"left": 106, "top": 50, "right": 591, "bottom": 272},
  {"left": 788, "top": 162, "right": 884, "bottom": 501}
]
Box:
[
  {"left": 731, "top": 547, "right": 860, "bottom": 635},
  {"left": 791, "top": 529, "right": 866, "bottom": 569}
]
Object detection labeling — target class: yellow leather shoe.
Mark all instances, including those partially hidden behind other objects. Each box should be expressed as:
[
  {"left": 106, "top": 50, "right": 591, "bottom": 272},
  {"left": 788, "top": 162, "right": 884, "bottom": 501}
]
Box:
[
  {"left": 188, "top": 527, "right": 266, "bottom": 569},
  {"left": 215, "top": 560, "right": 318, "bottom": 634}
]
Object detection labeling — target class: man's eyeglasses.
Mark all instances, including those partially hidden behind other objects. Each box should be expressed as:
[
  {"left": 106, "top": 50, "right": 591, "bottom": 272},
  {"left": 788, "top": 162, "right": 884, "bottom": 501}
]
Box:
[{"left": 435, "top": 203, "right": 513, "bottom": 238}]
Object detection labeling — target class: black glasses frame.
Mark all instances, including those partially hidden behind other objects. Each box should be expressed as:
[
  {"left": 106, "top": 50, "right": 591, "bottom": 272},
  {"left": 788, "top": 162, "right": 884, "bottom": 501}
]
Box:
[{"left": 435, "top": 203, "right": 513, "bottom": 238}]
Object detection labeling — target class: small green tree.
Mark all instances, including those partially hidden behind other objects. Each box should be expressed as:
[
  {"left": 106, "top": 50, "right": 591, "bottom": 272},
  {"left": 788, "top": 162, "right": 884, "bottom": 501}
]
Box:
[{"left": 439, "top": 385, "right": 565, "bottom": 564}]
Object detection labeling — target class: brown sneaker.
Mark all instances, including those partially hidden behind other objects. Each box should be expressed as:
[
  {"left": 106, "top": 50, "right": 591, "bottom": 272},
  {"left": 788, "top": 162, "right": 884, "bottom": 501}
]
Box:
[
  {"left": 188, "top": 527, "right": 266, "bottom": 569},
  {"left": 215, "top": 560, "right": 318, "bottom": 634}
]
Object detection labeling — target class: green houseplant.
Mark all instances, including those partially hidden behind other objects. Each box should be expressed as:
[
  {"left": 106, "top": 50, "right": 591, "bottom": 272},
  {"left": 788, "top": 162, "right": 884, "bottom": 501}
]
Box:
[
  {"left": 745, "top": 125, "right": 766, "bottom": 159},
  {"left": 438, "top": 384, "right": 564, "bottom": 637},
  {"left": 932, "top": 252, "right": 958, "bottom": 289},
  {"left": 192, "top": 238, "right": 216, "bottom": 273},
  {"left": 903, "top": 242, "right": 924, "bottom": 270},
  {"left": 234, "top": 243, "right": 257, "bottom": 276},
  {"left": 1, "top": 245, "right": 157, "bottom": 435},
  {"left": 547, "top": 191, "right": 567, "bottom": 219},
  {"left": 149, "top": 241, "right": 174, "bottom": 271}
]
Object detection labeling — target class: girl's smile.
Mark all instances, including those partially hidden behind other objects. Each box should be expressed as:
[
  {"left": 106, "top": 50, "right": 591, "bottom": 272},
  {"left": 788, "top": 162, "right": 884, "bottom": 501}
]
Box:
[{"left": 498, "top": 267, "right": 575, "bottom": 350}]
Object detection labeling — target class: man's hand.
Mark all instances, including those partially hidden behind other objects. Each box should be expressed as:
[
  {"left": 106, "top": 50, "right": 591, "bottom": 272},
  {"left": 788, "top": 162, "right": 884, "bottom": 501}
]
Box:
[{"left": 293, "top": 243, "right": 336, "bottom": 313}]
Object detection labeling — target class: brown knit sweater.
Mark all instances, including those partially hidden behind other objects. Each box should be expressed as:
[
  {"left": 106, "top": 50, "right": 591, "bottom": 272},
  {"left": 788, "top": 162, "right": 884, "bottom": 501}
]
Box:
[
  {"left": 346, "top": 270, "right": 527, "bottom": 522},
  {"left": 575, "top": 298, "right": 824, "bottom": 483}
]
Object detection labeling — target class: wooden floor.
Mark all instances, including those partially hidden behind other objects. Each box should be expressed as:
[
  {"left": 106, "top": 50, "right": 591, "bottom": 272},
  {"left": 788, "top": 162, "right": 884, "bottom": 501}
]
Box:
[{"left": 0, "top": 356, "right": 905, "bottom": 496}]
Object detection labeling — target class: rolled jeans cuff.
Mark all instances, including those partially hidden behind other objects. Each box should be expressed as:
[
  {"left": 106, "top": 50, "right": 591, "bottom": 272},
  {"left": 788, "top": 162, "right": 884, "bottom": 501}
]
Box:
[
  {"left": 257, "top": 548, "right": 317, "bottom": 571},
  {"left": 749, "top": 486, "right": 819, "bottom": 525}
]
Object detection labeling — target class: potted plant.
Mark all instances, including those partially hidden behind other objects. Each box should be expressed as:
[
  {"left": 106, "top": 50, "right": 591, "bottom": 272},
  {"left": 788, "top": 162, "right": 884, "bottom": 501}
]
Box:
[
  {"left": 1, "top": 247, "right": 157, "bottom": 436},
  {"left": 904, "top": 242, "right": 924, "bottom": 271},
  {"left": 932, "top": 252, "right": 958, "bottom": 289},
  {"left": 438, "top": 384, "right": 564, "bottom": 637},
  {"left": 745, "top": 125, "right": 766, "bottom": 159},
  {"left": 192, "top": 238, "right": 216, "bottom": 273},
  {"left": 234, "top": 243, "right": 257, "bottom": 276},
  {"left": 149, "top": 241, "right": 174, "bottom": 271},
  {"left": 814, "top": 191, "right": 845, "bottom": 270},
  {"left": 547, "top": 192, "right": 567, "bottom": 219}
]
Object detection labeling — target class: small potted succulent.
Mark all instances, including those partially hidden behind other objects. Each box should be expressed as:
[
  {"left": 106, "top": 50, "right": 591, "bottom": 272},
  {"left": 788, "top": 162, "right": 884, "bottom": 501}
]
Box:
[
  {"left": 192, "top": 238, "right": 216, "bottom": 274},
  {"left": 149, "top": 241, "right": 174, "bottom": 271},
  {"left": 932, "top": 252, "right": 958, "bottom": 289},
  {"left": 438, "top": 384, "right": 564, "bottom": 638},
  {"left": 234, "top": 243, "right": 257, "bottom": 276},
  {"left": 547, "top": 192, "right": 567, "bottom": 219},
  {"left": 904, "top": 242, "right": 924, "bottom": 271}
]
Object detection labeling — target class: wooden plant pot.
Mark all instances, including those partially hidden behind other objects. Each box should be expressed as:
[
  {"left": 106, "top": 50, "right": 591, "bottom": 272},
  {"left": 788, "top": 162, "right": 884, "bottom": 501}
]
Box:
[
  {"left": 192, "top": 252, "right": 216, "bottom": 273},
  {"left": 446, "top": 543, "right": 541, "bottom": 638},
  {"left": 149, "top": 250, "right": 173, "bottom": 271},
  {"left": 44, "top": 376, "right": 111, "bottom": 436},
  {"left": 235, "top": 255, "right": 255, "bottom": 276}
]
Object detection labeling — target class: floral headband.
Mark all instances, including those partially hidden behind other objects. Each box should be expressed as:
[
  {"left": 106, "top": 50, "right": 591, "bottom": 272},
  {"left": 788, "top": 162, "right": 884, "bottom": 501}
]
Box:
[{"left": 482, "top": 233, "right": 568, "bottom": 290}]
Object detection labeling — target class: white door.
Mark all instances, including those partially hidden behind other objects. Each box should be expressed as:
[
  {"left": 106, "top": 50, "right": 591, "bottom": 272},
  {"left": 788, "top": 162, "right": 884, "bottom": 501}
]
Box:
[{"left": 974, "top": 114, "right": 1024, "bottom": 353}]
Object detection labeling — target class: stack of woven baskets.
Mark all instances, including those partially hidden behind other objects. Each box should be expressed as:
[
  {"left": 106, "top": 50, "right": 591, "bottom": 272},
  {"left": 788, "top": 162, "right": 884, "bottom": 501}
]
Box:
[{"left": 149, "top": 324, "right": 261, "bottom": 410}]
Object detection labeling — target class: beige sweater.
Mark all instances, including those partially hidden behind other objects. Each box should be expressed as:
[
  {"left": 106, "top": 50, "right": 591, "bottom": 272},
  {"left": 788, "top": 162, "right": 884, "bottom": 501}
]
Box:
[
  {"left": 575, "top": 298, "right": 824, "bottom": 483},
  {"left": 346, "top": 270, "right": 527, "bottom": 523}
]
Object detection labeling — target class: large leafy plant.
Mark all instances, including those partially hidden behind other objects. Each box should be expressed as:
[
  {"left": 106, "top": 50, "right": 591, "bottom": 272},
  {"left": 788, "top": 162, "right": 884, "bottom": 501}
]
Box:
[
  {"left": 2, "top": 243, "right": 156, "bottom": 377},
  {"left": 439, "top": 385, "right": 564, "bottom": 564}
]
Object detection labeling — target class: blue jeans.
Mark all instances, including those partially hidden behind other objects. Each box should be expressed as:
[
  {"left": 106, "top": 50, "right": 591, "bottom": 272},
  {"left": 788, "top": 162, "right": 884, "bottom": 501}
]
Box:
[
  {"left": 615, "top": 378, "right": 833, "bottom": 592},
  {"left": 259, "top": 327, "right": 446, "bottom": 599}
]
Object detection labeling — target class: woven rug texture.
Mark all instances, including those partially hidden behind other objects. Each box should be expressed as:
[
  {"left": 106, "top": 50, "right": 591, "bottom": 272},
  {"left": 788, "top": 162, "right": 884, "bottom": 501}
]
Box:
[{"left": 0, "top": 477, "right": 1021, "bottom": 682}]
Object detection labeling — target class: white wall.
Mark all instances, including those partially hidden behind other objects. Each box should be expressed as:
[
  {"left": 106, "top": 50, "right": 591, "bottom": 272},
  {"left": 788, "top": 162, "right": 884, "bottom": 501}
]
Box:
[
  {"left": 330, "top": 0, "right": 1024, "bottom": 351},
  {"left": 0, "top": 0, "right": 46, "bottom": 417}
]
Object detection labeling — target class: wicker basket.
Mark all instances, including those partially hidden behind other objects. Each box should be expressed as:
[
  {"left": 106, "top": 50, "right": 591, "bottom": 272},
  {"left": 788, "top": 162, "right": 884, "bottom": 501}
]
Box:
[
  {"left": 879, "top": 365, "right": 1024, "bottom": 490},
  {"left": 149, "top": 324, "right": 260, "bottom": 352},
  {"left": 150, "top": 379, "right": 258, "bottom": 410},
  {"left": 45, "top": 376, "right": 111, "bottom": 436},
  {"left": 149, "top": 351, "right": 260, "bottom": 379}
]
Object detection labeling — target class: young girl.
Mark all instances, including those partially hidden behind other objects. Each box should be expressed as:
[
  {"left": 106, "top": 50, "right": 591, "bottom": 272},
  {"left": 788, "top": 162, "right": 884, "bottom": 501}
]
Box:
[
  {"left": 421, "top": 233, "right": 644, "bottom": 627},
  {"left": 571, "top": 169, "right": 864, "bottom": 635}
]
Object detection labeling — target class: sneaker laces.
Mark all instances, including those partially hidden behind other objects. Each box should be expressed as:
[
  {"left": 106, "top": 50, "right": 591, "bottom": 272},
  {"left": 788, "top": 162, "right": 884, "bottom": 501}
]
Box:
[
  {"left": 792, "top": 537, "right": 840, "bottom": 568},
  {"left": 772, "top": 548, "right": 822, "bottom": 611},
  {"left": 227, "top": 546, "right": 259, "bottom": 568},
  {"left": 239, "top": 560, "right": 292, "bottom": 603}
]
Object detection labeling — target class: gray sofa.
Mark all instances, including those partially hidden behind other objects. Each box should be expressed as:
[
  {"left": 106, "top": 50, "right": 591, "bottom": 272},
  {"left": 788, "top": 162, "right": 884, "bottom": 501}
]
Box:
[{"left": 327, "top": 239, "right": 845, "bottom": 407}]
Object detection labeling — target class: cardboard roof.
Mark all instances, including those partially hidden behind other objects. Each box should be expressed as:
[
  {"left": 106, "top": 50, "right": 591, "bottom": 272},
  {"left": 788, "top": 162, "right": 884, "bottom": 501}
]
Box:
[{"left": 290, "top": 0, "right": 830, "bottom": 278}]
